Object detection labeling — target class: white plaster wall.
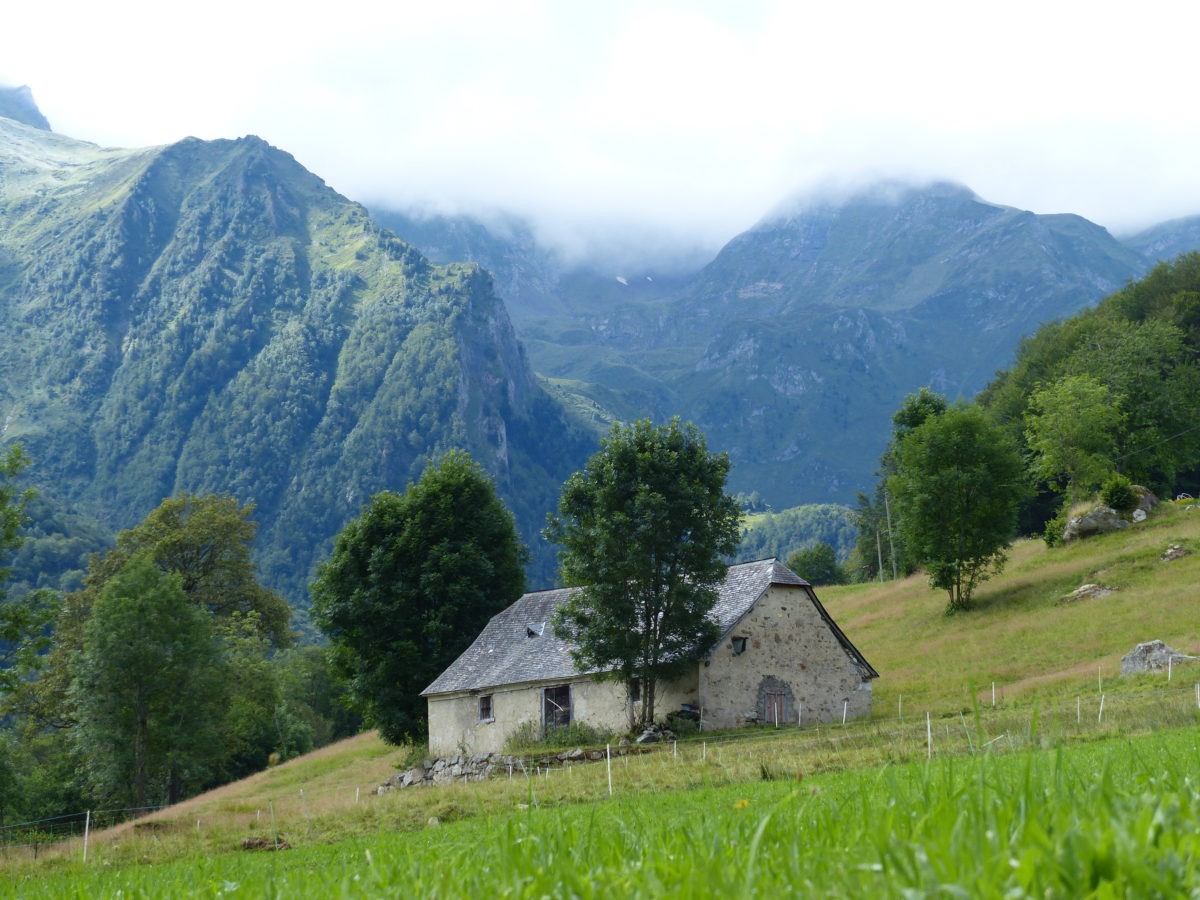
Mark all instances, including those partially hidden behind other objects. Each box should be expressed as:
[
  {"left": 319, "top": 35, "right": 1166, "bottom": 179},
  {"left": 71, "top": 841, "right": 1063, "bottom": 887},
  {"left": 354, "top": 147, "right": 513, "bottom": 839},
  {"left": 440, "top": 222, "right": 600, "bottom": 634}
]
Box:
[
  {"left": 427, "top": 670, "right": 701, "bottom": 756},
  {"left": 699, "top": 584, "right": 872, "bottom": 730}
]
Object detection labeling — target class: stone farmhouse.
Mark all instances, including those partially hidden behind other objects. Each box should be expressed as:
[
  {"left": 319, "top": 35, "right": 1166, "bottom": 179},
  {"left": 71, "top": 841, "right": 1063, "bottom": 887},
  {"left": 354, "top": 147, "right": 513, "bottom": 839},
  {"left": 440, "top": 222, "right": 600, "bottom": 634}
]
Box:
[{"left": 421, "top": 558, "right": 878, "bottom": 756}]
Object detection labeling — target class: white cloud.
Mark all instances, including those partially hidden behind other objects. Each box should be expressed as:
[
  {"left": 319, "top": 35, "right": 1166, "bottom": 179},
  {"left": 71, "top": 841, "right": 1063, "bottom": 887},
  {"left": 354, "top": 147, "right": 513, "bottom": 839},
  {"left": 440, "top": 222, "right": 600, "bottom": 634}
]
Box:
[{"left": 4, "top": 0, "right": 1200, "bottom": 257}]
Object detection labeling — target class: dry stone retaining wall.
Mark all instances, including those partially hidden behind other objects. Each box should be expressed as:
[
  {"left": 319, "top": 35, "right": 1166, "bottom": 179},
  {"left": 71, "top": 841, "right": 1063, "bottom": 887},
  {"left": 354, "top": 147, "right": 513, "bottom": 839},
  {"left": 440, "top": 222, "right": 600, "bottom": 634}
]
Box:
[{"left": 377, "top": 746, "right": 650, "bottom": 792}]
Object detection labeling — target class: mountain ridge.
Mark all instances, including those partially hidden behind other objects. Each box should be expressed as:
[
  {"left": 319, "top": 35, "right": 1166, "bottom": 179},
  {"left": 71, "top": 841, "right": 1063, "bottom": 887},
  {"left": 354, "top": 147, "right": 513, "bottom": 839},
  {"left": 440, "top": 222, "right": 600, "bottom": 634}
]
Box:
[
  {"left": 0, "top": 85, "right": 50, "bottom": 131},
  {"left": 0, "top": 119, "right": 592, "bottom": 602},
  {"left": 372, "top": 181, "right": 1166, "bottom": 506}
]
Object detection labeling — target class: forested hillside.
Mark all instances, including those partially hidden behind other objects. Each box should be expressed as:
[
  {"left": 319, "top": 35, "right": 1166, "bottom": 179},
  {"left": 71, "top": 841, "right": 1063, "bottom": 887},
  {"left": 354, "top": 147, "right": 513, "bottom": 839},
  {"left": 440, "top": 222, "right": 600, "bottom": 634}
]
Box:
[
  {"left": 979, "top": 252, "right": 1200, "bottom": 501},
  {"left": 0, "top": 115, "right": 592, "bottom": 601}
]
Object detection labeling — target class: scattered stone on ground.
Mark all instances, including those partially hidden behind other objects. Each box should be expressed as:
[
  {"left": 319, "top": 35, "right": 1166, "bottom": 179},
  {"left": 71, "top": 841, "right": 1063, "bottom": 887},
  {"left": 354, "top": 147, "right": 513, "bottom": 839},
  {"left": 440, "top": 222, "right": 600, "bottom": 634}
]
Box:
[
  {"left": 240, "top": 836, "right": 291, "bottom": 851},
  {"left": 1162, "top": 544, "right": 1189, "bottom": 561},
  {"left": 1060, "top": 583, "right": 1116, "bottom": 603},
  {"left": 1132, "top": 508, "right": 1147, "bottom": 522},
  {"left": 635, "top": 722, "right": 677, "bottom": 744},
  {"left": 1120, "top": 640, "right": 1198, "bottom": 676},
  {"left": 1133, "top": 485, "right": 1159, "bottom": 515},
  {"left": 1063, "top": 505, "right": 1129, "bottom": 543}
]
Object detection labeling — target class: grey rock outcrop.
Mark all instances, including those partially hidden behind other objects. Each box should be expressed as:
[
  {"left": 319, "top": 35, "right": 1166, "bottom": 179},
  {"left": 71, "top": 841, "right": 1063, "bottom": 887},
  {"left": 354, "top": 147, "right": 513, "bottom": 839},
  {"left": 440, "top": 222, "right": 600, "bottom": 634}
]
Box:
[
  {"left": 1120, "top": 640, "right": 1196, "bottom": 676},
  {"left": 1133, "top": 485, "right": 1158, "bottom": 515},
  {"left": 1063, "top": 505, "right": 1128, "bottom": 543},
  {"left": 1061, "top": 583, "right": 1116, "bottom": 603}
]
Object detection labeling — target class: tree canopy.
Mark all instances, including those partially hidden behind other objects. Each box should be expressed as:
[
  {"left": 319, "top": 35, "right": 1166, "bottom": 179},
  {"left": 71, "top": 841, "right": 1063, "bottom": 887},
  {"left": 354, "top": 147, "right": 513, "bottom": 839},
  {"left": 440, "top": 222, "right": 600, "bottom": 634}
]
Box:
[
  {"left": 70, "top": 555, "right": 224, "bottom": 807},
  {"left": 1024, "top": 375, "right": 1122, "bottom": 503},
  {"left": 311, "top": 449, "right": 527, "bottom": 744},
  {"left": 84, "top": 493, "right": 291, "bottom": 645},
  {"left": 786, "top": 542, "right": 847, "bottom": 586},
  {"left": 980, "top": 257, "right": 1200, "bottom": 501},
  {"left": 0, "top": 446, "right": 59, "bottom": 695},
  {"left": 851, "top": 388, "right": 949, "bottom": 583},
  {"left": 889, "top": 405, "right": 1025, "bottom": 613},
  {"left": 546, "top": 418, "right": 741, "bottom": 727}
]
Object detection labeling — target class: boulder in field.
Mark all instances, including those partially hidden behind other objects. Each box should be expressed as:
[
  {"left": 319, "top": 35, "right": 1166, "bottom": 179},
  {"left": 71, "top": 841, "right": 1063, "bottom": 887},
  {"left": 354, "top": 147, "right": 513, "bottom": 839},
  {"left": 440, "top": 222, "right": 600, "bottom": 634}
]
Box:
[
  {"left": 1063, "top": 505, "right": 1128, "bottom": 543},
  {"left": 1120, "top": 640, "right": 1196, "bottom": 676}
]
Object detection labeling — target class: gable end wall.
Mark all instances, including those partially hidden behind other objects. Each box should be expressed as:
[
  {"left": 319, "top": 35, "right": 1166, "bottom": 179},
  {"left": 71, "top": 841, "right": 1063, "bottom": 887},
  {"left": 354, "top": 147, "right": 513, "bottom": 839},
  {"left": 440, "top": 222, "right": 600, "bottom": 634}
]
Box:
[{"left": 700, "top": 584, "right": 872, "bottom": 729}]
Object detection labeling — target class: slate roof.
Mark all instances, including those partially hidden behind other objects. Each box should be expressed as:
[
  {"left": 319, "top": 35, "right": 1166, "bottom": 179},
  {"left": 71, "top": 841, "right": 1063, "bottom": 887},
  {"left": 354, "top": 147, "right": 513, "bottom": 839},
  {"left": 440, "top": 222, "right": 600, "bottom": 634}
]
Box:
[{"left": 423, "top": 557, "right": 875, "bottom": 696}]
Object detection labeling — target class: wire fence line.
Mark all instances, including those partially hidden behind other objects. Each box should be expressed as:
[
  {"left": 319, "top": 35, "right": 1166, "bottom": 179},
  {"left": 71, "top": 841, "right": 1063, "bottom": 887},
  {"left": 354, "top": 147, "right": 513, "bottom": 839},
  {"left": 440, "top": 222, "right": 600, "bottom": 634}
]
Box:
[
  {"left": 4, "top": 676, "right": 1199, "bottom": 863},
  {"left": 0, "top": 806, "right": 166, "bottom": 857}
]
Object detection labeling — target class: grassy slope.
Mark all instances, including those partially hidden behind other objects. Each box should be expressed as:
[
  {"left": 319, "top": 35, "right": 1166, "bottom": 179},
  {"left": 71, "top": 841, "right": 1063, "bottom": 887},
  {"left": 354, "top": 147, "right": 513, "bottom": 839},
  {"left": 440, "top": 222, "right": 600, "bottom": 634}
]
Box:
[
  {"left": 824, "top": 500, "right": 1200, "bottom": 712},
  {"left": 12, "top": 727, "right": 1200, "bottom": 896},
  {"left": 9, "top": 503, "right": 1200, "bottom": 878}
]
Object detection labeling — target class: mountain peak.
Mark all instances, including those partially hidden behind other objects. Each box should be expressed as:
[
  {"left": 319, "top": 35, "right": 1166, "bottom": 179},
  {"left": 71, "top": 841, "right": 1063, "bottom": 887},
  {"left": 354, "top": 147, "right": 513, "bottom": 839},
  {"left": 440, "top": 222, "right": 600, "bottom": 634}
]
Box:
[
  {"left": 767, "top": 179, "right": 985, "bottom": 224},
  {"left": 0, "top": 85, "right": 51, "bottom": 131}
]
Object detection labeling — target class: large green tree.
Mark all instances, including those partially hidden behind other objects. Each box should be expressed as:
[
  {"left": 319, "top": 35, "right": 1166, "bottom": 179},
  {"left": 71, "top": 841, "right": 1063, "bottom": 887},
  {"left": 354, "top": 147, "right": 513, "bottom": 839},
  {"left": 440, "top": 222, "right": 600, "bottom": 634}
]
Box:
[
  {"left": 786, "top": 542, "right": 847, "bottom": 586},
  {"left": 1024, "top": 375, "right": 1122, "bottom": 503},
  {"left": 70, "top": 555, "right": 225, "bottom": 807},
  {"left": 546, "top": 418, "right": 742, "bottom": 728},
  {"left": 83, "top": 493, "right": 291, "bottom": 645},
  {"left": 311, "top": 450, "right": 527, "bottom": 744},
  {"left": 28, "top": 493, "right": 289, "bottom": 731},
  {"left": 852, "top": 388, "right": 949, "bottom": 582},
  {"left": 889, "top": 405, "right": 1025, "bottom": 613}
]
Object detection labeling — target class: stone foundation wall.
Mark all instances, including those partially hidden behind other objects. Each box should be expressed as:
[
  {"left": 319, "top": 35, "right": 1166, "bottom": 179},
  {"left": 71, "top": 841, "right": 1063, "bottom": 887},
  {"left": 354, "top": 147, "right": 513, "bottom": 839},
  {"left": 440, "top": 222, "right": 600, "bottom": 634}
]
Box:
[{"left": 377, "top": 745, "right": 651, "bottom": 793}]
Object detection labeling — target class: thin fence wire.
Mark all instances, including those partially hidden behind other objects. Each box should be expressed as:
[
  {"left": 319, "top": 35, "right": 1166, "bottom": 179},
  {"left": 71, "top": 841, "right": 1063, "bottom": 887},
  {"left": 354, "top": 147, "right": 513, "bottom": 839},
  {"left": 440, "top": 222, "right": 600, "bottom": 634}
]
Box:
[
  {"left": 0, "top": 805, "right": 167, "bottom": 856},
  {"left": 4, "top": 674, "right": 1198, "bottom": 862}
]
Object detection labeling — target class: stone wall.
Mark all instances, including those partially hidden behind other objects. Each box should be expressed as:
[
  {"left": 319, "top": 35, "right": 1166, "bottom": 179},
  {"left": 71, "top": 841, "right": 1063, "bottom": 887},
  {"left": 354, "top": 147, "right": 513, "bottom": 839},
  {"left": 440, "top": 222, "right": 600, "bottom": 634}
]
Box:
[
  {"left": 426, "top": 671, "right": 699, "bottom": 757},
  {"left": 700, "top": 584, "right": 873, "bottom": 729},
  {"left": 377, "top": 746, "right": 651, "bottom": 792}
]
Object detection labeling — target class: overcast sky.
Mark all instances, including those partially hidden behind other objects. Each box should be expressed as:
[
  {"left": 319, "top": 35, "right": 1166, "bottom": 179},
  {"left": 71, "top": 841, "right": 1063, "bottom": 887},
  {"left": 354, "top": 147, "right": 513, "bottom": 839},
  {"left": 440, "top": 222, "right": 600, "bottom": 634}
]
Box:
[{"left": 5, "top": 0, "right": 1199, "bottom": 258}]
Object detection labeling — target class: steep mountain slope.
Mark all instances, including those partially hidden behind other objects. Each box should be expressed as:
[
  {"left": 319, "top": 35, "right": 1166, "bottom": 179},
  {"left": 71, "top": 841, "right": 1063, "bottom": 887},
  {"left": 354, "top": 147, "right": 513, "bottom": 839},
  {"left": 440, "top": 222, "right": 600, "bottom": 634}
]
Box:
[
  {"left": 368, "top": 208, "right": 694, "bottom": 331},
  {"left": 378, "top": 184, "right": 1151, "bottom": 507},
  {"left": 0, "top": 115, "right": 592, "bottom": 602},
  {"left": 0, "top": 85, "right": 50, "bottom": 131},
  {"left": 1121, "top": 215, "right": 1200, "bottom": 264}
]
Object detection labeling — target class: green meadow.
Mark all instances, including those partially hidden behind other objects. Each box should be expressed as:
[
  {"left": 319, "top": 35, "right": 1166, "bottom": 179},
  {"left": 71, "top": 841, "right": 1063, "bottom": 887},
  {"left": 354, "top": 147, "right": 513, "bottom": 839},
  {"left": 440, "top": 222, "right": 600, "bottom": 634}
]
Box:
[
  {"left": 6, "top": 501, "right": 1200, "bottom": 895},
  {"left": 7, "top": 726, "right": 1199, "bottom": 898}
]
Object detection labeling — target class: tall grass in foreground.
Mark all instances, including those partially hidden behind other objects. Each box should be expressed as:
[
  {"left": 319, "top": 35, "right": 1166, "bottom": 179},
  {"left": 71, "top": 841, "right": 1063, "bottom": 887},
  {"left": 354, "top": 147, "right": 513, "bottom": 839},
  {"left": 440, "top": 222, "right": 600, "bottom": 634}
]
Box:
[
  {"left": 7, "top": 726, "right": 1200, "bottom": 898},
  {"left": 7, "top": 682, "right": 1198, "bottom": 871}
]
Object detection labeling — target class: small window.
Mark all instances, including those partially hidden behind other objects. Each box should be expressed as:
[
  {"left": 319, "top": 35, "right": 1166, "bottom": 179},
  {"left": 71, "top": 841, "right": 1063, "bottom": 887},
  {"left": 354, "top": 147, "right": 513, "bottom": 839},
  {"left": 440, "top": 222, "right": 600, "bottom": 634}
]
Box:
[
  {"left": 479, "top": 695, "right": 494, "bottom": 722},
  {"left": 731, "top": 636, "right": 747, "bottom": 656},
  {"left": 629, "top": 680, "right": 641, "bottom": 704}
]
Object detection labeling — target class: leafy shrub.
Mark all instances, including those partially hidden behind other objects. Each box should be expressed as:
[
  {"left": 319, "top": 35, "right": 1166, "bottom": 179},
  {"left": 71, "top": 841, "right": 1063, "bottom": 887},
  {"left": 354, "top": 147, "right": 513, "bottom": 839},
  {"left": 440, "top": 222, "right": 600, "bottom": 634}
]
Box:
[
  {"left": 665, "top": 708, "right": 700, "bottom": 736},
  {"left": 1102, "top": 473, "right": 1138, "bottom": 513},
  {"left": 501, "top": 720, "right": 542, "bottom": 753},
  {"left": 1043, "top": 502, "right": 1070, "bottom": 547},
  {"left": 503, "top": 719, "right": 615, "bottom": 754}
]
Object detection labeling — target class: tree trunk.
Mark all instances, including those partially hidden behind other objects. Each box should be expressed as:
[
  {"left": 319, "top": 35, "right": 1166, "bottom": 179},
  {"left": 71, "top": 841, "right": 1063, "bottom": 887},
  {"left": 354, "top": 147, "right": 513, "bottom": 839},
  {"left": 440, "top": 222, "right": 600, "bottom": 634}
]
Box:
[{"left": 133, "top": 708, "right": 148, "bottom": 809}]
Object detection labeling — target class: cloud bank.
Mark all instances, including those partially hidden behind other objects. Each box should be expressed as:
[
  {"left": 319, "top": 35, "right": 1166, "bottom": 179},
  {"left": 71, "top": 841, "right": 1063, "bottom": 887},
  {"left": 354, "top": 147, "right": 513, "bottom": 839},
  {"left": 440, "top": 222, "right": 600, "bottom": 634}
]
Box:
[{"left": 4, "top": 0, "right": 1199, "bottom": 258}]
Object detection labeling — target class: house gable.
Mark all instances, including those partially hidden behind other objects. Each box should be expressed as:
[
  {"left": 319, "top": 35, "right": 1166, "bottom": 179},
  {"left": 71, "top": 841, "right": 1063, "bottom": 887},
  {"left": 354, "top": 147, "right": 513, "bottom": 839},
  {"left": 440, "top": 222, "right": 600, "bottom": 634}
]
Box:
[{"left": 701, "top": 583, "right": 875, "bottom": 729}]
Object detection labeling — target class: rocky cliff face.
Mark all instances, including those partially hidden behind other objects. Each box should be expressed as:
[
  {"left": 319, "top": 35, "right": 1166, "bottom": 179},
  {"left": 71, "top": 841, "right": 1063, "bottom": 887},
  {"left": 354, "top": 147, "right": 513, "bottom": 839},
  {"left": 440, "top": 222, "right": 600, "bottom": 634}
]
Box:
[
  {"left": 0, "top": 85, "right": 50, "bottom": 131},
  {"left": 0, "top": 116, "right": 590, "bottom": 602}
]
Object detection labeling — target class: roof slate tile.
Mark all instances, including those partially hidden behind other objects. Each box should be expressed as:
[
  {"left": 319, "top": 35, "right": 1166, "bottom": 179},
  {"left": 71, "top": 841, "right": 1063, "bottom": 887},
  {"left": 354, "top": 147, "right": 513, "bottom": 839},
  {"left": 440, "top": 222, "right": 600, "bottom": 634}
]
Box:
[{"left": 423, "top": 558, "right": 814, "bottom": 696}]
